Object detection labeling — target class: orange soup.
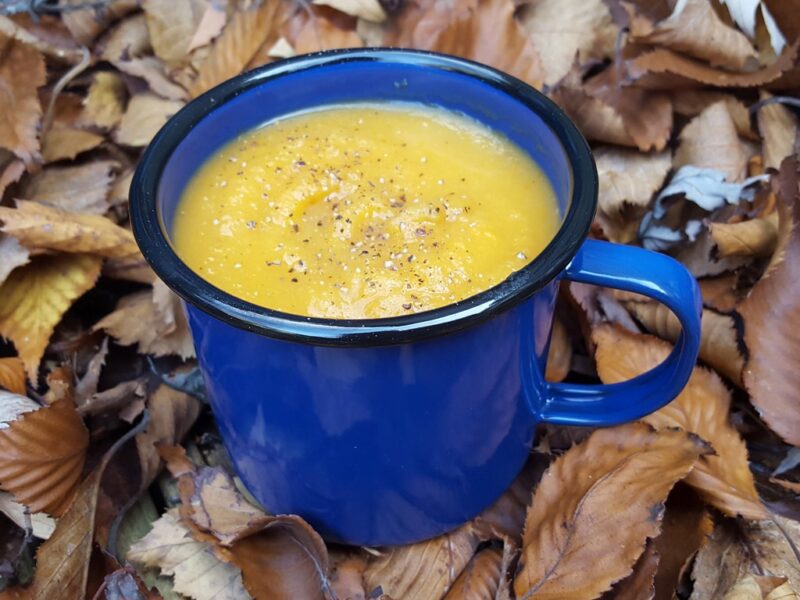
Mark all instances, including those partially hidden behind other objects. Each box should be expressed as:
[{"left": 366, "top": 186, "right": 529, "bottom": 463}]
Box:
[{"left": 173, "top": 104, "right": 560, "bottom": 319}]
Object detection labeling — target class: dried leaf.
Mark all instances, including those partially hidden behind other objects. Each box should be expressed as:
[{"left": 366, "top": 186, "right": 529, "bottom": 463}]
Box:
[
  {"left": 0, "top": 357, "right": 25, "bottom": 395},
  {"left": 626, "top": 40, "right": 799, "bottom": 89},
  {"left": 60, "top": 0, "right": 139, "bottom": 45},
  {"left": 709, "top": 215, "right": 779, "bottom": 258},
  {"left": 364, "top": 523, "right": 480, "bottom": 600},
  {"left": 739, "top": 158, "right": 800, "bottom": 445},
  {"left": 94, "top": 280, "right": 195, "bottom": 359},
  {"left": 629, "top": 0, "right": 757, "bottom": 70},
  {"left": 0, "top": 491, "right": 56, "bottom": 539},
  {"left": 74, "top": 337, "right": 108, "bottom": 402},
  {"left": 18, "top": 160, "right": 118, "bottom": 214},
  {"left": 758, "top": 94, "right": 799, "bottom": 170},
  {"left": 0, "top": 390, "right": 38, "bottom": 426},
  {"left": 386, "top": 0, "right": 544, "bottom": 89},
  {"left": 97, "top": 14, "right": 152, "bottom": 62},
  {"left": 41, "top": 126, "right": 103, "bottom": 164},
  {"left": 0, "top": 396, "right": 88, "bottom": 516},
  {"left": 722, "top": 574, "right": 797, "bottom": 600},
  {"left": 143, "top": 0, "right": 209, "bottom": 65},
  {"left": 127, "top": 509, "right": 250, "bottom": 600},
  {"left": 314, "top": 0, "right": 387, "bottom": 22},
  {"left": 0, "top": 235, "right": 29, "bottom": 287},
  {"left": 623, "top": 301, "right": 745, "bottom": 384},
  {"left": 600, "top": 542, "right": 659, "bottom": 600},
  {"left": 115, "top": 94, "right": 185, "bottom": 148},
  {"left": 545, "top": 316, "right": 571, "bottom": 382},
  {"left": 719, "top": 0, "right": 786, "bottom": 54},
  {"left": 593, "top": 325, "right": 767, "bottom": 519},
  {"left": 700, "top": 274, "right": 744, "bottom": 312},
  {"left": 293, "top": 14, "right": 364, "bottom": 54},
  {"left": 517, "top": 0, "right": 615, "bottom": 86},
  {"left": 0, "top": 149, "right": 25, "bottom": 198},
  {"left": 672, "top": 91, "right": 755, "bottom": 139},
  {"left": 330, "top": 553, "right": 367, "bottom": 600},
  {"left": 675, "top": 101, "right": 748, "bottom": 182},
  {"left": 0, "top": 254, "right": 102, "bottom": 382},
  {"left": 691, "top": 517, "right": 800, "bottom": 599},
  {"left": 594, "top": 147, "right": 672, "bottom": 243},
  {"left": 80, "top": 71, "right": 127, "bottom": 130},
  {"left": 113, "top": 56, "right": 189, "bottom": 101},
  {"left": 188, "top": 3, "right": 227, "bottom": 52},
  {"left": 514, "top": 423, "right": 707, "bottom": 600},
  {"left": 442, "top": 547, "right": 503, "bottom": 599},
  {"left": 0, "top": 34, "right": 46, "bottom": 165},
  {"left": 0, "top": 200, "right": 138, "bottom": 257},
  {"left": 190, "top": 1, "right": 287, "bottom": 98},
  {"left": 0, "top": 14, "right": 84, "bottom": 64}
]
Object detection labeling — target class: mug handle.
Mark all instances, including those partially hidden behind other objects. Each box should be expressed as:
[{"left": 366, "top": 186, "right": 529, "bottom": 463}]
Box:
[{"left": 540, "top": 239, "right": 702, "bottom": 426}]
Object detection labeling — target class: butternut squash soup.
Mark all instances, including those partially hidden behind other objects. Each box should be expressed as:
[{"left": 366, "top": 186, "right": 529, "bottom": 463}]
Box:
[{"left": 172, "top": 104, "right": 560, "bottom": 319}]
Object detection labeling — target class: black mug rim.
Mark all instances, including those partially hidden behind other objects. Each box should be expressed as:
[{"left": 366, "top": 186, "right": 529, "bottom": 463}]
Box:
[{"left": 130, "top": 48, "right": 598, "bottom": 346}]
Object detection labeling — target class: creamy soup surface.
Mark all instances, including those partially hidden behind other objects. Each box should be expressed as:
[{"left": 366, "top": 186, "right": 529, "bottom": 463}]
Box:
[{"left": 173, "top": 104, "right": 561, "bottom": 319}]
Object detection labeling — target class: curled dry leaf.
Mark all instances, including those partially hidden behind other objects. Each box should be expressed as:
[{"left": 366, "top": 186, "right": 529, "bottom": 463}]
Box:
[
  {"left": 442, "top": 546, "right": 503, "bottom": 599},
  {"left": 0, "top": 234, "right": 29, "bottom": 287},
  {"left": 189, "top": 1, "right": 287, "bottom": 98},
  {"left": 293, "top": 14, "right": 364, "bottom": 54},
  {"left": 594, "top": 147, "right": 672, "bottom": 243},
  {"left": 0, "top": 254, "right": 102, "bottom": 381},
  {"left": 600, "top": 541, "right": 659, "bottom": 600},
  {"left": 675, "top": 101, "right": 748, "bottom": 182},
  {"left": 80, "top": 71, "right": 127, "bottom": 130},
  {"left": 593, "top": 325, "right": 767, "bottom": 519},
  {"left": 628, "top": 0, "right": 757, "bottom": 70},
  {"left": 115, "top": 94, "right": 185, "bottom": 148},
  {"left": 143, "top": 0, "right": 209, "bottom": 66},
  {"left": 0, "top": 33, "right": 46, "bottom": 165},
  {"left": 386, "top": 0, "right": 544, "bottom": 89},
  {"left": 0, "top": 200, "right": 138, "bottom": 257},
  {"left": 0, "top": 357, "right": 25, "bottom": 395},
  {"left": 97, "top": 14, "right": 152, "bottom": 62},
  {"left": 699, "top": 274, "right": 745, "bottom": 312},
  {"left": 18, "top": 160, "right": 118, "bottom": 214},
  {"left": 514, "top": 422, "right": 707, "bottom": 600},
  {"left": 364, "top": 523, "right": 480, "bottom": 600},
  {"left": 672, "top": 91, "right": 755, "bottom": 139},
  {"left": 330, "top": 553, "right": 368, "bottom": 600},
  {"left": 0, "top": 396, "right": 88, "bottom": 516},
  {"left": 691, "top": 516, "right": 800, "bottom": 599},
  {"left": 0, "top": 14, "right": 84, "bottom": 64},
  {"left": 314, "top": 0, "right": 387, "bottom": 23},
  {"left": 623, "top": 300, "right": 745, "bottom": 384},
  {"left": 517, "top": 0, "right": 615, "bottom": 87},
  {"left": 128, "top": 509, "right": 251, "bottom": 600},
  {"left": 94, "top": 279, "right": 195, "bottom": 359},
  {"left": 758, "top": 94, "right": 799, "bottom": 170},
  {"left": 113, "top": 56, "right": 189, "bottom": 101},
  {"left": 722, "top": 575, "right": 797, "bottom": 600},
  {"left": 709, "top": 214, "right": 779, "bottom": 259},
  {"left": 739, "top": 157, "right": 800, "bottom": 445},
  {"left": 545, "top": 316, "right": 571, "bottom": 382}
]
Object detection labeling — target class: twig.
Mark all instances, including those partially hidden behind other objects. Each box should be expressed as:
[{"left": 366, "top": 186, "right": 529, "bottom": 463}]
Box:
[
  {"left": 41, "top": 45, "right": 91, "bottom": 135},
  {"left": 749, "top": 95, "right": 800, "bottom": 115}
]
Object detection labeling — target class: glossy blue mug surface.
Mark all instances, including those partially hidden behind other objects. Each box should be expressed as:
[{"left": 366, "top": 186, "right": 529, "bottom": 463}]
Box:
[{"left": 131, "top": 49, "right": 702, "bottom": 546}]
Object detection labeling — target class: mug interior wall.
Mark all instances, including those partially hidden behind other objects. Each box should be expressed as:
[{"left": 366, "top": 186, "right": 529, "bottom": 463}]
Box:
[{"left": 157, "top": 61, "right": 573, "bottom": 236}]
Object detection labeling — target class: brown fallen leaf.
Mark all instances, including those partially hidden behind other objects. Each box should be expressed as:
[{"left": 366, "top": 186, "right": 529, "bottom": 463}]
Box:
[
  {"left": 691, "top": 516, "right": 800, "bottom": 599},
  {"left": 600, "top": 542, "right": 659, "bottom": 600},
  {"left": 329, "top": 553, "right": 367, "bottom": 600},
  {"left": 675, "top": 101, "right": 748, "bottom": 182},
  {"left": 94, "top": 280, "right": 195, "bottom": 359},
  {"left": 594, "top": 147, "right": 672, "bottom": 243},
  {"left": 0, "top": 200, "right": 138, "bottom": 258},
  {"left": 188, "top": 2, "right": 227, "bottom": 52},
  {"left": 0, "top": 14, "right": 84, "bottom": 64},
  {"left": 442, "top": 546, "right": 503, "bottom": 599},
  {"left": 0, "top": 357, "right": 25, "bottom": 395},
  {"left": 698, "top": 274, "right": 744, "bottom": 312},
  {"left": 127, "top": 509, "right": 251, "bottom": 600},
  {"left": 315, "top": 0, "right": 387, "bottom": 22},
  {"left": 622, "top": 300, "right": 745, "bottom": 385},
  {"left": 593, "top": 325, "right": 767, "bottom": 519},
  {"left": 73, "top": 337, "right": 108, "bottom": 403},
  {"left": 758, "top": 94, "right": 799, "bottom": 170},
  {"left": 103, "top": 252, "right": 157, "bottom": 284},
  {"left": 517, "top": 0, "right": 615, "bottom": 86},
  {"left": 113, "top": 56, "right": 189, "bottom": 101},
  {"left": 628, "top": 0, "right": 757, "bottom": 70},
  {"left": 0, "top": 235, "right": 29, "bottom": 287},
  {"left": 143, "top": 0, "right": 208, "bottom": 66},
  {"left": 709, "top": 214, "right": 779, "bottom": 259},
  {"left": 386, "top": 0, "right": 544, "bottom": 89},
  {"left": 0, "top": 33, "right": 46, "bottom": 165},
  {"left": 80, "top": 71, "right": 127, "bottom": 130},
  {"left": 722, "top": 574, "right": 797, "bottom": 600},
  {"left": 0, "top": 396, "right": 88, "bottom": 516},
  {"left": 0, "top": 490, "right": 56, "bottom": 539},
  {"left": 293, "top": 14, "right": 364, "bottom": 54},
  {"left": 545, "top": 315, "right": 571, "bottom": 382},
  {"left": 0, "top": 149, "right": 25, "bottom": 199},
  {"left": 18, "top": 160, "right": 118, "bottom": 214},
  {"left": 626, "top": 40, "right": 799, "bottom": 89},
  {"left": 364, "top": 523, "right": 480, "bottom": 599},
  {"left": 114, "top": 93, "right": 185, "bottom": 148},
  {"left": 190, "top": 1, "right": 287, "bottom": 98},
  {"left": 97, "top": 13, "right": 152, "bottom": 63},
  {"left": 739, "top": 157, "right": 800, "bottom": 445},
  {"left": 0, "top": 254, "right": 102, "bottom": 381},
  {"left": 41, "top": 126, "right": 103, "bottom": 164},
  {"left": 514, "top": 423, "right": 708, "bottom": 600},
  {"left": 60, "top": 0, "right": 139, "bottom": 45},
  {"left": 672, "top": 91, "right": 755, "bottom": 140}
]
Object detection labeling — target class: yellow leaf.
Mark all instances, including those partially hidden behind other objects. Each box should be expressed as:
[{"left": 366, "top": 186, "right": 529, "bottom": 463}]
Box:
[
  {"left": 0, "top": 254, "right": 102, "bottom": 381},
  {"left": 0, "top": 357, "right": 25, "bottom": 395},
  {"left": 593, "top": 324, "right": 767, "bottom": 519},
  {"left": 442, "top": 547, "right": 504, "bottom": 599},
  {"left": 758, "top": 92, "right": 799, "bottom": 171},
  {"left": 0, "top": 200, "right": 138, "bottom": 257},
  {"left": 114, "top": 93, "right": 185, "bottom": 147},
  {"left": 80, "top": 71, "right": 127, "bottom": 130},
  {"left": 514, "top": 423, "right": 706, "bottom": 600}
]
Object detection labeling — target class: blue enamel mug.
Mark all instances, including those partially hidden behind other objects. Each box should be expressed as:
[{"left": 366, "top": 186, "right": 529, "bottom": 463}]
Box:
[{"left": 131, "top": 49, "right": 702, "bottom": 546}]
